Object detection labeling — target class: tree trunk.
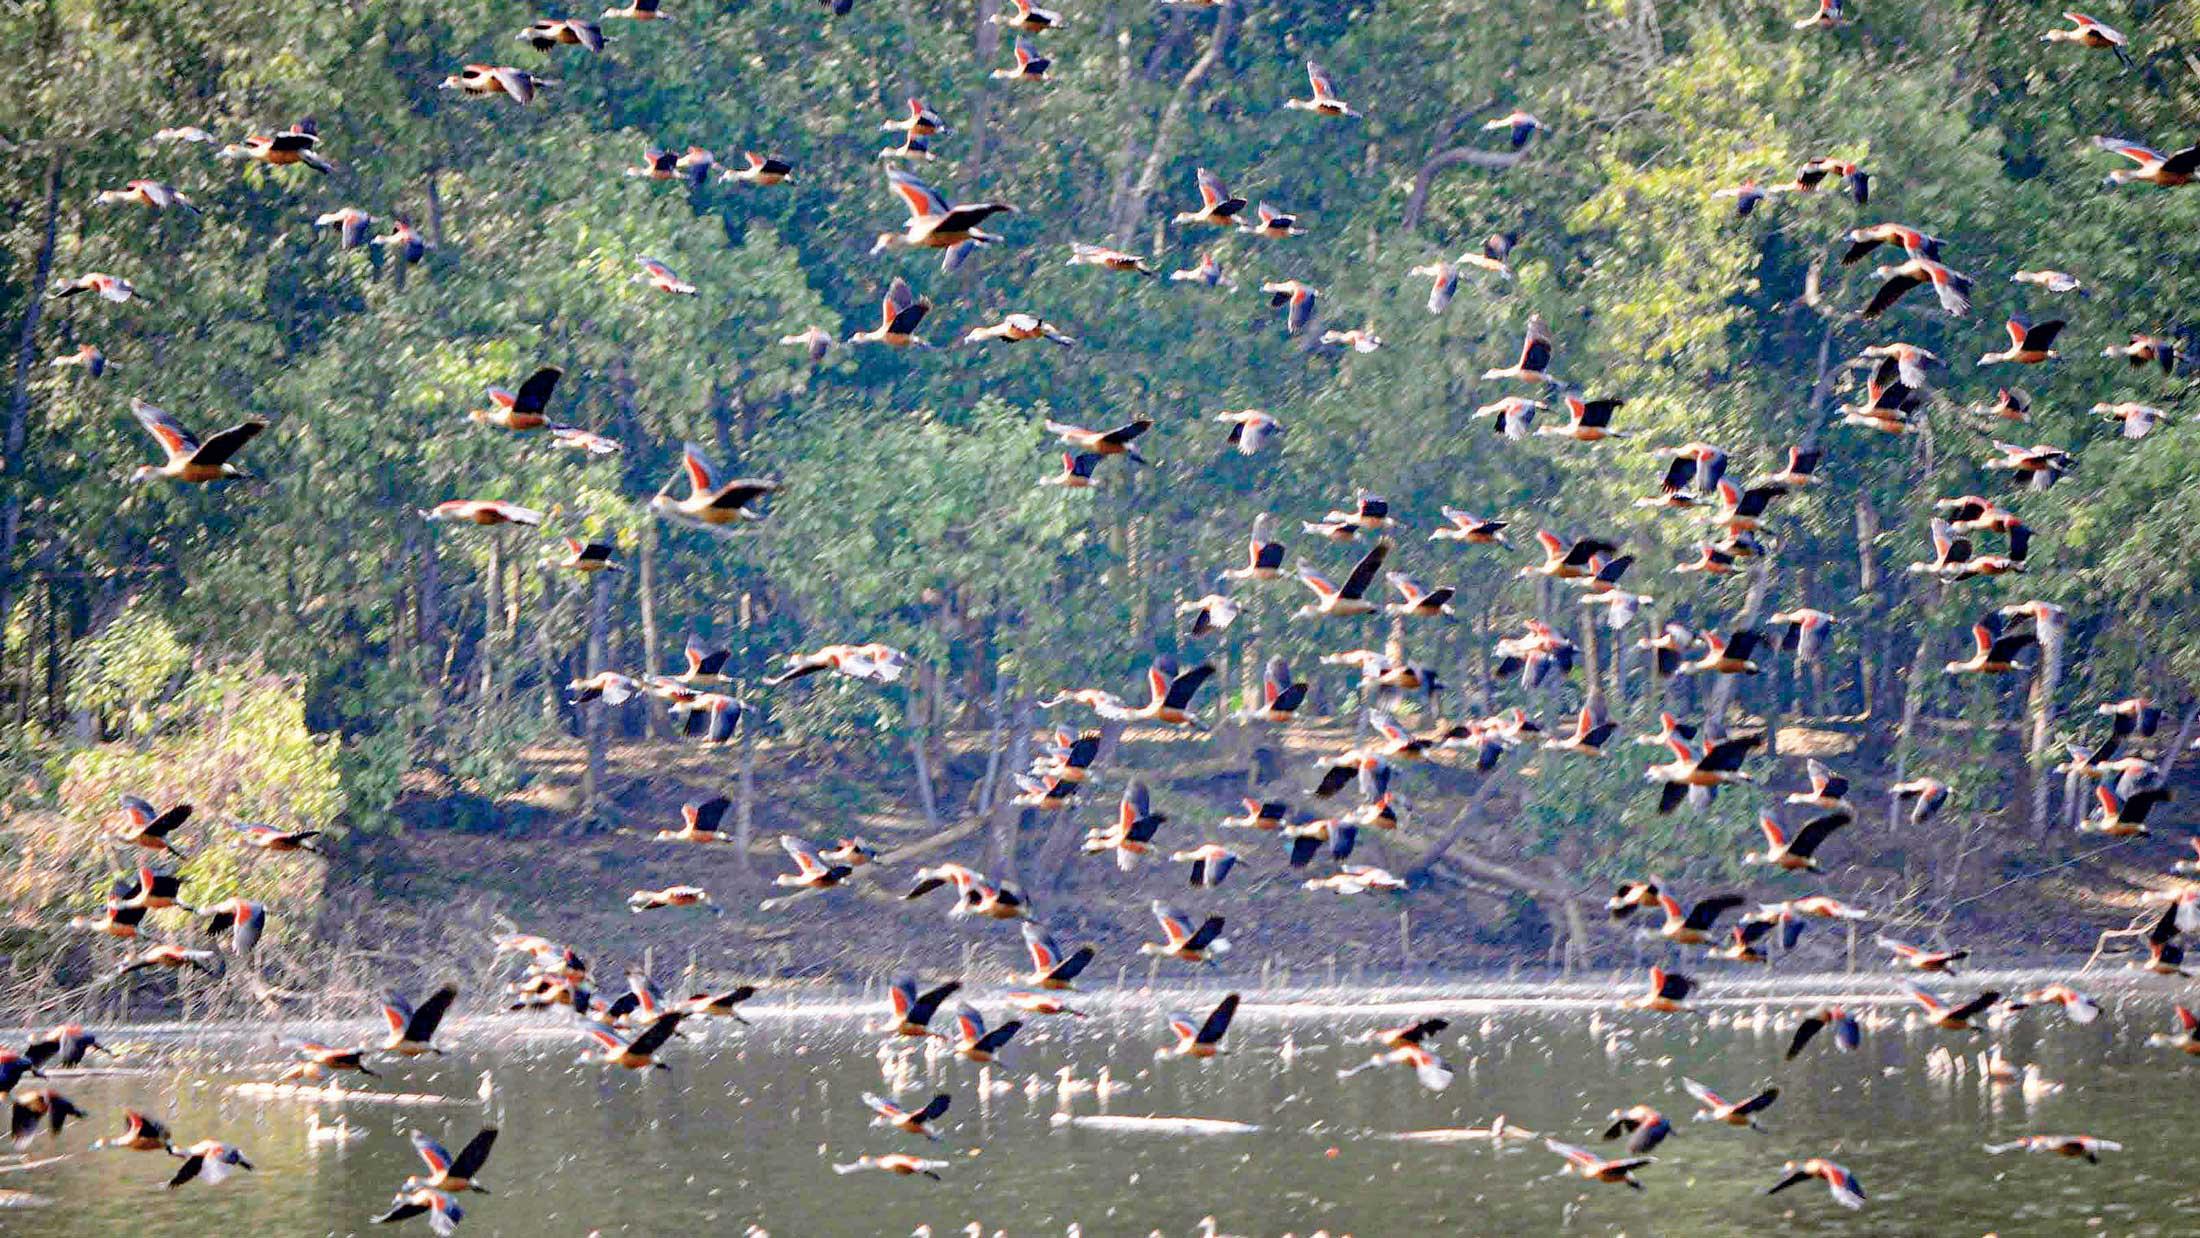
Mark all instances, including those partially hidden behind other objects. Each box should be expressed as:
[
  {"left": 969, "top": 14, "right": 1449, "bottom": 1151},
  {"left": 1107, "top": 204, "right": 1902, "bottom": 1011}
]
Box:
[
  {"left": 0, "top": 152, "right": 65, "bottom": 666},
  {"left": 638, "top": 520, "right": 666, "bottom": 737},
  {"left": 580, "top": 571, "right": 612, "bottom": 822},
  {"left": 2026, "top": 613, "right": 2066, "bottom": 840}
]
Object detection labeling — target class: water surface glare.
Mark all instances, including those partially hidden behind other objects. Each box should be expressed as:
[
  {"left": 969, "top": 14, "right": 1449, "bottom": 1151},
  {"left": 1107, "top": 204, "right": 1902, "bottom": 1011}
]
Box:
[{"left": 9, "top": 984, "right": 2199, "bottom": 1236}]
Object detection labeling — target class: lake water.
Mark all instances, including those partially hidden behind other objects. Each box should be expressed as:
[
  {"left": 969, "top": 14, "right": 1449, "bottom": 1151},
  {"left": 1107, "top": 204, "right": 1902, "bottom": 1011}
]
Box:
[{"left": 6, "top": 976, "right": 2198, "bottom": 1236}]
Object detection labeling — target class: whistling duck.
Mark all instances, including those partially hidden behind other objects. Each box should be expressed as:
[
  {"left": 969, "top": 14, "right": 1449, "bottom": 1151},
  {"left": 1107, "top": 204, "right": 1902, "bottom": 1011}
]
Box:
[
  {"left": 2012, "top": 268, "right": 2085, "bottom": 294},
  {"left": 1142, "top": 900, "right": 1230, "bottom": 963},
  {"left": 1680, "top": 630, "right": 1763, "bottom": 675},
  {"left": 992, "top": 0, "right": 1062, "bottom": 31},
  {"left": 198, "top": 898, "right": 265, "bottom": 955},
  {"left": 882, "top": 96, "right": 949, "bottom": 141},
  {"left": 112, "top": 794, "right": 193, "bottom": 856},
  {"left": 761, "top": 642, "right": 906, "bottom": 686},
  {"left": 1985, "top": 1133, "right": 2123, "bottom": 1164},
  {"left": 775, "top": 836, "right": 853, "bottom": 890},
  {"left": 1171, "top": 250, "right": 1235, "bottom": 288},
  {"left": 878, "top": 976, "right": 961, "bottom": 1038},
  {"left": 1748, "top": 812, "right": 1848, "bottom": 871},
  {"left": 833, "top": 1153, "right": 948, "bottom": 1179},
  {"left": 1793, "top": 0, "right": 1847, "bottom": 29},
  {"left": 1158, "top": 993, "right": 1240, "bottom": 1059},
  {"left": 314, "top": 208, "right": 374, "bottom": 249},
  {"left": 1983, "top": 439, "right": 2073, "bottom": 489},
  {"left": 1174, "top": 168, "right": 1248, "bottom": 227},
  {"left": 778, "top": 326, "right": 835, "bottom": 364},
  {"left": 95, "top": 180, "right": 199, "bottom": 214},
  {"left": 1945, "top": 613, "right": 2038, "bottom": 674},
  {"left": 1519, "top": 529, "right": 1615, "bottom": 580},
  {"left": 878, "top": 129, "right": 934, "bottom": 161},
  {"left": 1169, "top": 843, "right": 1241, "bottom": 889},
  {"left": 1430, "top": 508, "right": 1508, "bottom": 545},
  {"left": 1879, "top": 936, "right": 1969, "bottom": 973},
  {"left": 1537, "top": 391, "right": 1624, "bottom": 442},
  {"left": 1483, "top": 110, "right": 1546, "bottom": 148},
  {"left": 2010, "top": 983, "right": 2101, "bottom": 1024},
  {"left": 1321, "top": 326, "right": 1383, "bottom": 353},
  {"left": 464, "top": 365, "right": 563, "bottom": 433},
  {"left": 1682, "top": 1077, "right": 1778, "bottom": 1129},
  {"left": 167, "top": 1140, "right": 254, "bottom": 1188},
  {"left": 93, "top": 1109, "right": 174, "bottom": 1153},
  {"left": 1789, "top": 157, "right": 1870, "bottom": 204},
  {"left": 2104, "top": 332, "right": 2185, "bottom": 373},
  {"left": 1784, "top": 1006, "right": 1860, "bottom": 1058},
  {"left": 1483, "top": 314, "right": 1555, "bottom": 382},
  {"left": 602, "top": 0, "right": 670, "bottom": 19},
  {"left": 1636, "top": 622, "right": 1701, "bottom": 677},
  {"left": 1708, "top": 480, "right": 1785, "bottom": 536},
  {"left": 438, "top": 65, "right": 554, "bottom": 105},
  {"left": 25, "top": 1023, "right": 109, "bottom": 1070},
  {"left": 2149, "top": 1004, "right": 2200, "bottom": 1053},
  {"left": 0, "top": 1049, "right": 39, "bottom": 1096},
  {"left": 2042, "top": 11, "right": 2131, "bottom": 61},
  {"left": 951, "top": 1006, "right": 1023, "bottom": 1065},
  {"left": 646, "top": 798, "right": 729, "bottom": 848},
  {"left": 407, "top": 1127, "right": 497, "bottom": 1194},
  {"left": 545, "top": 538, "right": 620, "bottom": 574},
  {"left": 715, "top": 152, "right": 794, "bottom": 190},
  {"left": 1624, "top": 966, "right": 1696, "bottom": 1012},
  {"left": 1293, "top": 539, "right": 1389, "bottom": 620},
  {"left": 677, "top": 983, "right": 758, "bottom": 1021},
  {"left": 377, "top": 984, "right": 456, "bottom": 1057},
  {"left": 864, "top": 1091, "right": 951, "bottom": 1139},
  {"left": 1713, "top": 178, "right": 1767, "bottom": 217},
  {"left": 51, "top": 343, "right": 108, "bottom": 378},
  {"left": 1241, "top": 202, "right": 1306, "bottom": 240},
  {"left": 1908, "top": 984, "right": 2001, "bottom": 1031},
  {"left": 1018, "top": 923, "right": 1095, "bottom": 991},
  {"left": 635, "top": 257, "right": 696, "bottom": 295},
  {"left": 1178, "top": 590, "right": 1240, "bottom": 637},
  {"left": 1259, "top": 280, "right": 1318, "bottom": 334},
  {"left": 666, "top": 147, "right": 716, "bottom": 186},
  {"left": 1767, "top": 608, "right": 1835, "bottom": 662},
  {"left": 1602, "top": 1106, "right": 1672, "bottom": 1154},
  {"left": 650, "top": 442, "right": 779, "bottom": 525},
  {"left": 1383, "top": 572, "right": 1455, "bottom": 620},
  {"left": 964, "top": 312, "right": 1077, "bottom": 347},
  {"left": 1979, "top": 315, "right": 2064, "bottom": 366},
  {"left": 992, "top": 37, "right": 1051, "bottom": 81},
  {"left": 848, "top": 277, "right": 933, "bottom": 347},
  {"left": 1764, "top": 1158, "right": 1864, "bottom": 1210},
  {"left": 1541, "top": 706, "right": 1616, "bottom": 758},
  {"left": 1844, "top": 225, "right": 1942, "bottom": 271},
  {"left": 278, "top": 1040, "right": 380, "bottom": 1083},
  {"left": 52, "top": 273, "right": 137, "bottom": 302},
  {"left": 517, "top": 17, "right": 608, "bottom": 51},
  {"left": 1648, "top": 893, "right": 1746, "bottom": 945},
  {"left": 1707, "top": 920, "right": 1776, "bottom": 963},
  {"left": 2095, "top": 401, "right": 2171, "bottom": 439},
  {"left": 422, "top": 500, "right": 542, "bottom": 527},
  {"left": 1473, "top": 395, "right": 1544, "bottom": 440},
  {"left": 2082, "top": 783, "right": 2171, "bottom": 836},
  {"left": 127, "top": 400, "right": 265, "bottom": 484},
  {"left": 628, "top": 885, "right": 714, "bottom": 913},
  {"left": 1888, "top": 777, "right": 1950, "bottom": 825},
  {"left": 373, "top": 219, "right": 430, "bottom": 263},
  {"left": 577, "top": 1013, "right": 685, "bottom": 1069},
  {"left": 70, "top": 898, "right": 140, "bottom": 942},
  {"left": 1409, "top": 260, "right": 1459, "bottom": 314},
  {"left": 1025, "top": 729, "right": 1102, "bottom": 785},
  {"left": 1214, "top": 408, "right": 1283, "bottom": 454},
  {"left": 218, "top": 128, "right": 334, "bottom": 172},
  {"left": 1038, "top": 421, "right": 1149, "bottom": 468},
  {"left": 2093, "top": 136, "right": 2200, "bottom": 187},
  {"left": 1544, "top": 1139, "right": 1652, "bottom": 1189},
  {"left": 876, "top": 169, "right": 1014, "bottom": 271},
  {"left": 1285, "top": 61, "right": 1358, "bottom": 117},
  {"left": 1082, "top": 780, "right": 1167, "bottom": 870},
  {"left": 110, "top": 864, "right": 189, "bottom": 914},
  {"left": 371, "top": 1186, "right": 465, "bottom": 1234},
  {"left": 1784, "top": 758, "right": 1852, "bottom": 815},
  {"left": 1220, "top": 799, "right": 1292, "bottom": 833},
  {"left": 1863, "top": 257, "right": 1972, "bottom": 318}
]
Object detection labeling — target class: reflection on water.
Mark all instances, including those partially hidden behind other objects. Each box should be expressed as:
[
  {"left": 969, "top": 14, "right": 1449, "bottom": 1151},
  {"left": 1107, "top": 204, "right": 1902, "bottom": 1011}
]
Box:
[{"left": 7, "top": 983, "right": 2200, "bottom": 1236}]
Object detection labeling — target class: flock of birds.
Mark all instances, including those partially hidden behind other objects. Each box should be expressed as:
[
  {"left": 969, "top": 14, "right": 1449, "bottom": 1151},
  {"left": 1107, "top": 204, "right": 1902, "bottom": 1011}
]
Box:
[{"left": 23, "top": 0, "right": 2200, "bottom": 1231}]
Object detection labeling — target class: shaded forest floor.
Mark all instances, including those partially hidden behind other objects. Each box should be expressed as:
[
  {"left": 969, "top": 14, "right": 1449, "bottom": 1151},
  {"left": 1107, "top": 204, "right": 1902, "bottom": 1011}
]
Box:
[{"left": 317, "top": 718, "right": 2192, "bottom": 997}]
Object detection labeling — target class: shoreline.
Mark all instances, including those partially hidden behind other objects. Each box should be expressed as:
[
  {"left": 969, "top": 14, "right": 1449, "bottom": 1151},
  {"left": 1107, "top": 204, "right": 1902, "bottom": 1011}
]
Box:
[{"left": 15, "top": 962, "right": 2183, "bottom": 1043}]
